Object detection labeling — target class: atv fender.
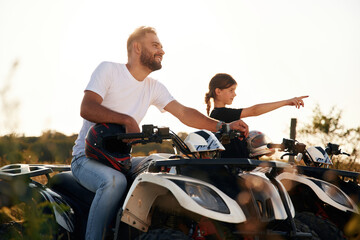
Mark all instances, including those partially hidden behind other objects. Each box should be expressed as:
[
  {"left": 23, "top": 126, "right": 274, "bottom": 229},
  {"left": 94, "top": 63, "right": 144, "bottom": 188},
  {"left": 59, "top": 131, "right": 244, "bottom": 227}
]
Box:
[
  {"left": 121, "top": 173, "right": 246, "bottom": 231},
  {"left": 240, "top": 171, "right": 295, "bottom": 220},
  {"left": 277, "top": 172, "right": 358, "bottom": 213},
  {"left": 39, "top": 188, "right": 75, "bottom": 232}
]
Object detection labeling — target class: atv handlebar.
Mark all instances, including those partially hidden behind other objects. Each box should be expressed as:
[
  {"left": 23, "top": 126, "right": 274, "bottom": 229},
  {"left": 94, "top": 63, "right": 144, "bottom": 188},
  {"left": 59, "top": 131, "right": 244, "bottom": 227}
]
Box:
[
  {"left": 112, "top": 124, "right": 246, "bottom": 158},
  {"left": 267, "top": 143, "right": 284, "bottom": 149},
  {"left": 325, "top": 143, "right": 350, "bottom": 156},
  {"left": 267, "top": 138, "right": 306, "bottom": 159},
  {"left": 114, "top": 125, "right": 172, "bottom": 143},
  {"left": 268, "top": 139, "right": 351, "bottom": 165},
  {"left": 113, "top": 125, "right": 193, "bottom": 157},
  {"left": 216, "top": 124, "right": 246, "bottom": 145}
]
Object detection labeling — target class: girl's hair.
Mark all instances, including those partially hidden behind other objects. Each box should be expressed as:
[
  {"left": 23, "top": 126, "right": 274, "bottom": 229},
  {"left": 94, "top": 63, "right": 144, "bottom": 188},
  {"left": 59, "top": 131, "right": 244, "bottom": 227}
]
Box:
[{"left": 205, "top": 73, "right": 237, "bottom": 116}]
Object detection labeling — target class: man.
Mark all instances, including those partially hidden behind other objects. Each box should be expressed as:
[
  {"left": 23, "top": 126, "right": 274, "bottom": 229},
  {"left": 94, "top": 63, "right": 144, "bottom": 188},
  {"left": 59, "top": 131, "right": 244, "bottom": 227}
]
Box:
[{"left": 71, "top": 26, "right": 248, "bottom": 240}]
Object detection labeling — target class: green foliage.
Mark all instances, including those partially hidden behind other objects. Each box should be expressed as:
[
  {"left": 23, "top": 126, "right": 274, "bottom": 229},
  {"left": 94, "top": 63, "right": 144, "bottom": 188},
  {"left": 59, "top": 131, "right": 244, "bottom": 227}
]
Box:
[
  {"left": 0, "top": 200, "right": 64, "bottom": 239},
  {"left": 0, "top": 134, "right": 25, "bottom": 164},
  {"left": 298, "top": 104, "right": 360, "bottom": 170},
  {"left": 0, "top": 131, "right": 77, "bottom": 166},
  {"left": 300, "top": 105, "right": 343, "bottom": 138},
  {"left": 21, "top": 201, "right": 59, "bottom": 240}
]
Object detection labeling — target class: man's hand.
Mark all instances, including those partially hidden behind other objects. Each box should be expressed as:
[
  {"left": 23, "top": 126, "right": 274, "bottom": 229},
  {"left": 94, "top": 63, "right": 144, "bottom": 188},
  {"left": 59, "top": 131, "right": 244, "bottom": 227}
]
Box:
[
  {"left": 229, "top": 119, "right": 249, "bottom": 138},
  {"left": 125, "top": 117, "right": 141, "bottom": 133},
  {"left": 122, "top": 117, "right": 141, "bottom": 144}
]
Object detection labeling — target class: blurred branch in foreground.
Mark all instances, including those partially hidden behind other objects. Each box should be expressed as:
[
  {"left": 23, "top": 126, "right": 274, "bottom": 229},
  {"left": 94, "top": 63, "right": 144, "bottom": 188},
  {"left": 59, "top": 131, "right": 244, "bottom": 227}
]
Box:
[{"left": 0, "top": 60, "right": 20, "bottom": 136}]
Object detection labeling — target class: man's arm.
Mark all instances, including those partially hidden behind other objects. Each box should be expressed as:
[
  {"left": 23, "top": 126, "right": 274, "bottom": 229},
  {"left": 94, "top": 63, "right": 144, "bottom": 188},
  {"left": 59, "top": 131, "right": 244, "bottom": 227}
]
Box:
[
  {"left": 164, "top": 100, "right": 249, "bottom": 136},
  {"left": 80, "top": 90, "right": 140, "bottom": 133},
  {"left": 241, "top": 96, "right": 308, "bottom": 118}
]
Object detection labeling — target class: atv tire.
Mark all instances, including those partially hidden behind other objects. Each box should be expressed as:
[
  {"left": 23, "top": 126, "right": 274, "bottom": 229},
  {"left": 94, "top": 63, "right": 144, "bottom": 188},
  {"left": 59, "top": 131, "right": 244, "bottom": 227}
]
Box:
[
  {"left": 273, "top": 218, "right": 320, "bottom": 240},
  {"left": 293, "top": 218, "right": 320, "bottom": 240},
  {"left": 136, "top": 228, "right": 192, "bottom": 240},
  {"left": 295, "top": 212, "right": 345, "bottom": 240}
]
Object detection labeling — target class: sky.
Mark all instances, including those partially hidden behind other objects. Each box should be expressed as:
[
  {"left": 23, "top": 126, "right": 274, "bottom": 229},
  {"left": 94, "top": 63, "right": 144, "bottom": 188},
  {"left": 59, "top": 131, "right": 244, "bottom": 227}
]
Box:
[{"left": 0, "top": 0, "right": 359, "bottom": 144}]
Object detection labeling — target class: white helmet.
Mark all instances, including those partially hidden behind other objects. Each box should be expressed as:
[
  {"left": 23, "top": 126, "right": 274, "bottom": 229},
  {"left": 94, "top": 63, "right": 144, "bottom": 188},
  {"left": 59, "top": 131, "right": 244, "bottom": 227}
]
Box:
[
  {"left": 246, "top": 130, "right": 275, "bottom": 158},
  {"left": 184, "top": 130, "right": 225, "bottom": 153},
  {"left": 306, "top": 146, "right": 332, "bottom": 165}
]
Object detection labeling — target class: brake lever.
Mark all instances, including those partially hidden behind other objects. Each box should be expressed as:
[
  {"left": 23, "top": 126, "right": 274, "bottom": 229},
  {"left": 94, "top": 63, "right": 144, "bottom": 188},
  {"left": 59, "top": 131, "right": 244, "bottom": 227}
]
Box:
[
  {"left": 342, "top": 152, "right": 350, "bottom": 156},
  {"left": 127, "top": 139, "right": 146, "bottom": 146}
]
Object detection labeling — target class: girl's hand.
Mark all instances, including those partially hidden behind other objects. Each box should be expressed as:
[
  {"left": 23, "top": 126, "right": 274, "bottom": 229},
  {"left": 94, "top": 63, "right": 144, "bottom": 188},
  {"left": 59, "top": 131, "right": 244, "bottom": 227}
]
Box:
[{"left": 288, "top": 96, "right": 309, "bottom": 108}]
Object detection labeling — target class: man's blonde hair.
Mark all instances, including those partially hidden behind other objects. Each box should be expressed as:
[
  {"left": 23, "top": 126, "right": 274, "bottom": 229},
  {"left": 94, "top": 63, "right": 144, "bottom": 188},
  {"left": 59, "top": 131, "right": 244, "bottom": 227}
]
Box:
[{"left": 127, "top": 26, "right": 157, "bottom": 55}]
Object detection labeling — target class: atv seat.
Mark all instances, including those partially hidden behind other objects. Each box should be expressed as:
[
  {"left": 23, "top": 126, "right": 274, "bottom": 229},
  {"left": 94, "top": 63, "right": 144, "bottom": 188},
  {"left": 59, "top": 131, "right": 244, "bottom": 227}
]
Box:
[
  {"left": 48, "top": 171, "right": 94, "bottom": 207},
  {"left": 127, "top": 156, "right": 150, "bottom": 180}
]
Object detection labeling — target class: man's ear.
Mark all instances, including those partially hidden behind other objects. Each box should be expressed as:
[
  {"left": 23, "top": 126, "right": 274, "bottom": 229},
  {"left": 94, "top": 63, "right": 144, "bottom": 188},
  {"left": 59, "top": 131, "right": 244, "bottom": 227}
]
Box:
[{"left": 133, "top": 41, "right": 142, "bottom": 55}]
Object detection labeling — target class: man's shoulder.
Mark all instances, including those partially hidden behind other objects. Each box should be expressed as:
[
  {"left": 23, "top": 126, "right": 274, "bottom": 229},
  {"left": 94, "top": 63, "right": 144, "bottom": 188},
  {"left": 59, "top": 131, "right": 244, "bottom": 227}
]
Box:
[
  {"left": 98, "top": 61, "right": 123, "bottom": 69},
  {"left": 93, "top": 62, "right": 127, "bottom": 78}
]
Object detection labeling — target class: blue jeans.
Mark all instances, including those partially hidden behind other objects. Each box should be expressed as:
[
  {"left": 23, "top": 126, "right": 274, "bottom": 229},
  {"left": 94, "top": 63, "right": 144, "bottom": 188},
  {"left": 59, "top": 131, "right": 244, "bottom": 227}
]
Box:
[{"left": 71, "top": 155, "right": 127, "bottom": 240}]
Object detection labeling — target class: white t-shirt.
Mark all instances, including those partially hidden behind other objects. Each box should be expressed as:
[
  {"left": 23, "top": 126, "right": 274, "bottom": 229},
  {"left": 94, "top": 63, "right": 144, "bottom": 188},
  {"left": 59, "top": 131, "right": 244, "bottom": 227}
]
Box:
[{"left": 72, "top": 62, "right": 175, "bottom": 156}]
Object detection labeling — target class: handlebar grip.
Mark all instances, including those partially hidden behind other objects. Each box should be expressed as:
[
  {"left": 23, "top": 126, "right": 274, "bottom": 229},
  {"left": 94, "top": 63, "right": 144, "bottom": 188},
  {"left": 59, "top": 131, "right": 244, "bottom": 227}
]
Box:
[
  {"left": 267, "top": 143, "right": 283, "bottom": 149},
  {"left": 115, "top": 132, "right": 145, "bottom": 140}
]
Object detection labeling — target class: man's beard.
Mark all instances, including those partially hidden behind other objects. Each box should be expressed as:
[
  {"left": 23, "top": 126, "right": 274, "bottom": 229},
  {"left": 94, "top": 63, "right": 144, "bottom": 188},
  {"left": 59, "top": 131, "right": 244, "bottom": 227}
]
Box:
[{"left": 140, "top": 47, "right": 162, "bottom": 71}]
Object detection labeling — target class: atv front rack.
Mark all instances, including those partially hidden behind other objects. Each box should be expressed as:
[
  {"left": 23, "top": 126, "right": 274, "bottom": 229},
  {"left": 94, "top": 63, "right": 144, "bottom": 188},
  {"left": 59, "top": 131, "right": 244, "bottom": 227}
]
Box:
[
  {"left": 150, "top": 158, "right": 288, "bottom": 168},
  {"left": 297, "top": 165, "right": 360, "bottom": 182},
  {"left": 150, "top": 158, "right": 360, "bottom": 182},
  {"left": 0, "top": 164, "right": 71, "bottom": 181}
]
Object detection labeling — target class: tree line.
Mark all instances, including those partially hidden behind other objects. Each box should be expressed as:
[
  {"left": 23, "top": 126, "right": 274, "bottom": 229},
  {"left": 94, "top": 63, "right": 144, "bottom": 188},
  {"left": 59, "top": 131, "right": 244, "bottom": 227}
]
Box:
[{"left": 0, "top": 131, "right": 77, "bottom": 166}]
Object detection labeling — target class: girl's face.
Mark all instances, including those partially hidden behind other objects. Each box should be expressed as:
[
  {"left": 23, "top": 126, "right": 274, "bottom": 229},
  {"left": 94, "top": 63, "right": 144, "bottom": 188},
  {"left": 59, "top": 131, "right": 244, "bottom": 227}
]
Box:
[{"left": 215, "top": 84, "right": 237, "bottom": 106}]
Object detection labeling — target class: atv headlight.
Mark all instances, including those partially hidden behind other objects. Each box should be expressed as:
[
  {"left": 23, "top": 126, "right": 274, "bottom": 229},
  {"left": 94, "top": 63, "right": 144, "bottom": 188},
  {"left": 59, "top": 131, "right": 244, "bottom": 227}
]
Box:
[
  {"left": 312, "top": 179, "right": 353, "bottom": 208},
  {"left": 172, "top": 180, "right": 230, "bottom": 214}
]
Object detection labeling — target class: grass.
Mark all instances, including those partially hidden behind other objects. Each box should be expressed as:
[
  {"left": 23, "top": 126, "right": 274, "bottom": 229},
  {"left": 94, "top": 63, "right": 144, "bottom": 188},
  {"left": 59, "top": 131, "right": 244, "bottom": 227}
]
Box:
[{"left": 0, "top": 200, "right": 62, "bottom": 240}]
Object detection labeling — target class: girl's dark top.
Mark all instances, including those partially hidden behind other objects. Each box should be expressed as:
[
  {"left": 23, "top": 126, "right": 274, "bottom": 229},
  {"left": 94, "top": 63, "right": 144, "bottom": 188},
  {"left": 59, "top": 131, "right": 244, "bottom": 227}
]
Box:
[{"left": 210, "top": 107, "right": 250, "bottom": 158}]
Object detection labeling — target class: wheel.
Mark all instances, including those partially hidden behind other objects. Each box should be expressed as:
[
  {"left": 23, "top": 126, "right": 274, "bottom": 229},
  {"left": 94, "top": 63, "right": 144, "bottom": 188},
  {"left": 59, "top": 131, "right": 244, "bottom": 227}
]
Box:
[
  {"left": 293, "top": 218, "right": 320, "bottom": 240},
  {"left": 136, "top": 228, "right": 191, "bottom": 240},
  {"left": 295, "top": 212, "right": 345, "bottom": 240},
  {"left": 273, "top": 218, "right": 320, "bottom": 240}
]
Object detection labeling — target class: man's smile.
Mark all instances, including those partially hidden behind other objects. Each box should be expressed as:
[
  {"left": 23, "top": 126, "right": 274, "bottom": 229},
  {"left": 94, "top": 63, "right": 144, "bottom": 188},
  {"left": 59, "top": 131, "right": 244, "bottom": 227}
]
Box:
[{"left": 155, "top": 55, "right": 162, "bottom": 62}]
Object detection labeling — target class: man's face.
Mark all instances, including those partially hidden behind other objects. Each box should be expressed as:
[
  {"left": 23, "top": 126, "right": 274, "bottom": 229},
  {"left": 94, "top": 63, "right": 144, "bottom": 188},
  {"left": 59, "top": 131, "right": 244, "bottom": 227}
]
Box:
[{"left": 140, "top": 33, "right": 164, "bottom": 71}]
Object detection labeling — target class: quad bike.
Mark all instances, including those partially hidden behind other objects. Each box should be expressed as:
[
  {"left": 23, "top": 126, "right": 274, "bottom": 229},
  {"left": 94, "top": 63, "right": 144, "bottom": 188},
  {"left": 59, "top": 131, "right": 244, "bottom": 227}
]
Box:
[
  {"left": 0, "top": 124, "right": 317, "bottom": 239},
  {"left": 285, "top": 141, "right": 360, "bottom": 205},
  {"left": 261, "top": 136, "right": 360, "bottom": 239}
]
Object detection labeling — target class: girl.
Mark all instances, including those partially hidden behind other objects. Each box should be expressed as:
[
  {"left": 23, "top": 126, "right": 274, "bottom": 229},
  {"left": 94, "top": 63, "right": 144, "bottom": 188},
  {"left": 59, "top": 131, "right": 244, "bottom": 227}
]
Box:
[{"left": 205, "top": 73, "right": 308, "bottom": 158}]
